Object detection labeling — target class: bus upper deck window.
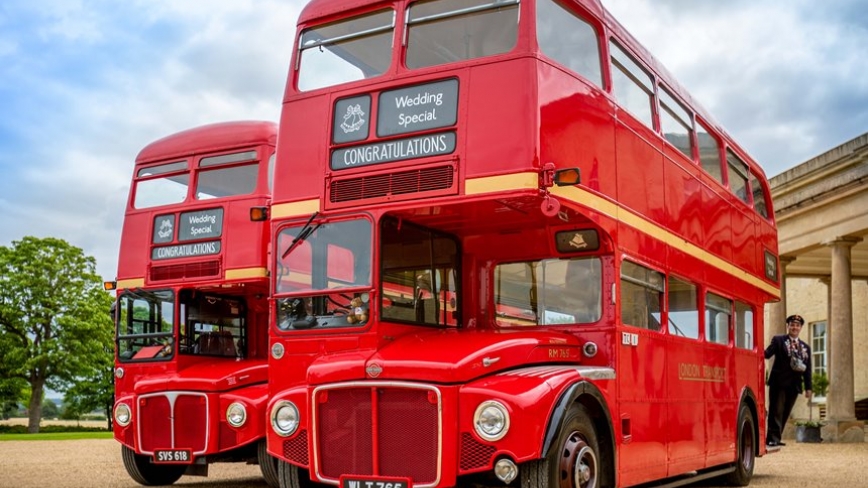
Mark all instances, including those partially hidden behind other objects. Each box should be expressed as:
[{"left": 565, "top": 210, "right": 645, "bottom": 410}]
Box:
[
  {"left": 406, "top": 0, "right": 519, "bottom": 69},
  {"left": 134, "top": 161, "right": 189, "bottom": 209},
  {"left": 196, "top": 150, "right": 259, "bottom": 200},
  {"left": 535, "top": 0, "right": 602, "bottom": 88},
  {"left": 297, "top": 10, "right": 395, "bottom": 92}
]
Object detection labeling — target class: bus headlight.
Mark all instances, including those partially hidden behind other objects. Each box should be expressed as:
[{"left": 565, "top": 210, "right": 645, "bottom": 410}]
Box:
[
  {"left": 474, "top": 400, "right": 509, "bottom": 441},
  {"left": 114, "top": 403, "right": 132, "bottom": 427},
  {"left": 271, "top": 401, "right": 299, "bottom": 437},
  {"left": 226, "top": 402, "right": 247, "bottom": 427}
]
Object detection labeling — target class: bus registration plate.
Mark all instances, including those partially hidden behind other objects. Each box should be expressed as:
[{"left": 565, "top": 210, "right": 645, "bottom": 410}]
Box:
[
  {"left": 153, "top": 449, "right": 192, "bottom": 464},
  {"left": 339, "top": 475, "right": 411, "bottom": 488}
]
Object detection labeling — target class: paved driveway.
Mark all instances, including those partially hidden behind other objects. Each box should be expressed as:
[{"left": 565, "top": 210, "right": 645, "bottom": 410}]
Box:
[{"left": 1, "top": 438, "right": 865, "bottom": 488}]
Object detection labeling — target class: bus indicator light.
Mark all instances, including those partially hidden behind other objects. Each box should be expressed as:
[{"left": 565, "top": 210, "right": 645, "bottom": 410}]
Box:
[{"left": 250, "top": 206, "right": 269, "bottom": 222}]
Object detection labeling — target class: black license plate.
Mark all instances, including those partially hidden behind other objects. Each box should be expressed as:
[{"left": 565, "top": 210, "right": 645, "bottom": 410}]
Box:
[
  {"left": 340, "top": 475, "right": 412, "bottom": 488},
  {"left": 153, "top": 449, "right": 192, "bottom": 464}
]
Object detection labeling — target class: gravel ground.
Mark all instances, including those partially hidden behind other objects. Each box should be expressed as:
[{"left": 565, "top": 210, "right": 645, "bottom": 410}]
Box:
[{"left": 1, "top": 437, "right": 867, "bottom": 488}]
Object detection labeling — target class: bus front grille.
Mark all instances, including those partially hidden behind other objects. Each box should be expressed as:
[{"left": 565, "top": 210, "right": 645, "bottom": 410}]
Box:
[
  {"left": 138, "top": 392, "right": 208, "bottom": 454},
  {"left": 315, "top": 385, "right": 440, "bottom": 485},
  {"left": 328, "top": 164, "right": 456, "bottom": 207}
]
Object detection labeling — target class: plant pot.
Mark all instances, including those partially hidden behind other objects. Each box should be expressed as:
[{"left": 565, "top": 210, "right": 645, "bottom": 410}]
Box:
[{"left": 796, "top": 425, "right": 822, "bottom": 443}]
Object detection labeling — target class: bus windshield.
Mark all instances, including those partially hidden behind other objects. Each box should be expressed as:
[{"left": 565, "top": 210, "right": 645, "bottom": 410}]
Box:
[
  {"left": 494, "top": 257, "right": 601, "bottom": 326},
  {"left": 297, "top": 9, "right": 395, "bottom": 91},
  {"left": 116, "top": 289, "right": 175, "bottom": 361},
  {"left": 274, "top": 218, "right": 373, "bottom": 331}
]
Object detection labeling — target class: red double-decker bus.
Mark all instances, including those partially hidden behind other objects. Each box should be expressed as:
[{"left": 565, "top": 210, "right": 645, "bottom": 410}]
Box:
[
  {"left": 266, "top": 1, "right": 780, "bottom": 487},
  {"left": 110, "top": 121, "right": 279, "bottom": 486}
]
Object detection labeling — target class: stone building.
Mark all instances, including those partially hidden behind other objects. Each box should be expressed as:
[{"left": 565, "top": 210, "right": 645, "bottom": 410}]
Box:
[{"left": 766, "top": 131, "right": 868, "bottom": 442}]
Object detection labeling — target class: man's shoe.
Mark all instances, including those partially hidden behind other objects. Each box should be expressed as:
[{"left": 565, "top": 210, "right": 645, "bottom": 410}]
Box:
[
  {"left": 766, "top": 440, "right": 778, "bottom": 446},
  {"left": 777, "top": 442, "right": 786, "bottom": 446}
]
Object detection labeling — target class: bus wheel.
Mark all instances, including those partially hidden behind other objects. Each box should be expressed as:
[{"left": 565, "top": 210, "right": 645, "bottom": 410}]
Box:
[
  {"left": 522, "top": 404, "right": 602, "bottom": 488},
  {"left": 277, "top": 460, "right": 327, "bottom": 488},
  {"left": 258, "top": 440, "right": 280, "bottom": 488},
  {"left": 121, "top": 446, "right": 186, "bottom": 486},
  {"left": 725, "top": 405, "right": 755, "bottom": 486}
]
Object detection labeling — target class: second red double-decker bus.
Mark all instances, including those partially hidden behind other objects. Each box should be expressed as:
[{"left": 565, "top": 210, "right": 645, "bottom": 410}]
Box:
[
  {"left": 266, "top": 1, "right": 780, "bottom": 487},
  {"left": 110, "top": 121, "right": 279, "bottom": 486}
]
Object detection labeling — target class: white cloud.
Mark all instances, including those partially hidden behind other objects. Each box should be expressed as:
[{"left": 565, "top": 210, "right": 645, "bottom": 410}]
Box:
[{"left": 0, "top": 1, "right": 303, "bottom": 278}]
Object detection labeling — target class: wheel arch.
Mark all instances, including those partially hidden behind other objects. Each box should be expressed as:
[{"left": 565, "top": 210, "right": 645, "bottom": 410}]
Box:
[{"left": 541, "top": 380, "right": 616, "bottom": 486}]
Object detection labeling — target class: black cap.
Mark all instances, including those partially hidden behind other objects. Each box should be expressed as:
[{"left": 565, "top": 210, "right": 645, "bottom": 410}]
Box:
[{"left": 786, "top": 314, "right": 804, "bottom": 325}]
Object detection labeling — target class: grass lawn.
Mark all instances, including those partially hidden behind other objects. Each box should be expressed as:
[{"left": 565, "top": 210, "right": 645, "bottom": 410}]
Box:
[{"left": 0, "top": 431, "right": 114, "bottom": 441}]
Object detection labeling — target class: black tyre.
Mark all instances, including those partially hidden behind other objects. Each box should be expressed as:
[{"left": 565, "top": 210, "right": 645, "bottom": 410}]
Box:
[
  {"left": 522, "top": 404, "right": 604, "bottom": 488},
  {"left": 121, "top": 446, "right": 186, "bottom": 486},
  {"left": 258, "top": 440, "right": 280, "bottom": 488},
  {"left": 725, "top": 404, "right": 755, "bottom": 486},
  {"left": 277, "top": 459, "right": 327, "bottom": 488}
]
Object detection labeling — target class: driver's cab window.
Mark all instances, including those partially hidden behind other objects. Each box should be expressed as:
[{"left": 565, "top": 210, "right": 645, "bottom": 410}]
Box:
[
  {"left": 495, "top": 257, "right": 602, "bottom": 326},
  {"left": 179, "top": 291, "right": 246, "bottom": 358},
  {"left": 116, "top": 290, "right": 175, "bottom": 362},
  {"left": 274, "top": 217, "right": 373, "bottom": 331}
]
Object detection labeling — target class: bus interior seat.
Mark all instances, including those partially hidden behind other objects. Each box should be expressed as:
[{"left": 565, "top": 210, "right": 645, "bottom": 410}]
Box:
[{"left": 196, "top": 331, "right": 237, "bottom": 357}]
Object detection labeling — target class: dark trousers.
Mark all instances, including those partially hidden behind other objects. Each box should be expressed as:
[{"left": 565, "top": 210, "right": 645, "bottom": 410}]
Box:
[{"left": 767, "top": 384, "right": 798, "bottom": 443}]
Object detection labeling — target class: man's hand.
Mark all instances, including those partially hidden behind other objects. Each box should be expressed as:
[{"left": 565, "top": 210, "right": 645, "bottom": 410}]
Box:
[{"left": 805, "top": 390, "right": 813, "bottom": 399}]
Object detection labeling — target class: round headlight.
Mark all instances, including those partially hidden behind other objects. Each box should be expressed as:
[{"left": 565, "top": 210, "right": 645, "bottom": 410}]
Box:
[
  {"left": 226, "top": 402, "right": 247, "bottom": 427},
  {"left": 474, "top": 400, "right": 509, "bottom": 441},
  {"left": 271, "top": 401, "right": 299, "bottom": 437},
  {"left": 115, "top": 403, "right": 132, "bottom": 427}
]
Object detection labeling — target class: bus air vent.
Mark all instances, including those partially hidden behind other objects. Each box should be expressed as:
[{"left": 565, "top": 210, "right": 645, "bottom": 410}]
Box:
[
  {"left": 328, "top": 164, "right": 456, "bottom": 207},
  {"left": 150, "top": 260, "right": 221, "bottom": 282},
  {"left": 460, "top": 432, "right": 496, "bottom": 470}
]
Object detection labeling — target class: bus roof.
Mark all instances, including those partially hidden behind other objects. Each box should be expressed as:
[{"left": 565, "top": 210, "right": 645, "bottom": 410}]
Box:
[
  {"left": 136, "top": 120, "right": 278, "bottom": 165},
  {"left": 298, "top": 0, "right": 391, "bottom": 24}
]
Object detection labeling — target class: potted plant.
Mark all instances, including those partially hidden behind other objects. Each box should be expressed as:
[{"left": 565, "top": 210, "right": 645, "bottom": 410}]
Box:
[
  {"left": 795, "top": 418, "right": 823, "bottom": 443},
  {"left": 795, "top": 384, "right": 824, "bottom": 443}
]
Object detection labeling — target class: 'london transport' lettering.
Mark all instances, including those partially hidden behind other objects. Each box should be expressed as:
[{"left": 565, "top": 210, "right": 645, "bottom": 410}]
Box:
[{"left": 678, "top": 362, "right": 726, "bottom": 382}]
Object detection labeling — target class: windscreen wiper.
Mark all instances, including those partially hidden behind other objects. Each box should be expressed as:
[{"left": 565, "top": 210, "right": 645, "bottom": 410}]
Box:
[{"left": 281, "top": 212, "right": 321, "bottom": 259}]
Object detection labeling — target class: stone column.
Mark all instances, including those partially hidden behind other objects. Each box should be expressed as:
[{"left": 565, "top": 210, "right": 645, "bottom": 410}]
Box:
[
  {"left": 768, "top": 256, "right": 795, "bottom": 338},
  {"left": 822, "top": 236, "right": 864, "bottom": 442}
]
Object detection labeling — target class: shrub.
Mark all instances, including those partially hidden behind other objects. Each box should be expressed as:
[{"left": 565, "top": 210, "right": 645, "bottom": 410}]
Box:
[{"left": 812, "top": 372, "right": 829, "bottom": 397}]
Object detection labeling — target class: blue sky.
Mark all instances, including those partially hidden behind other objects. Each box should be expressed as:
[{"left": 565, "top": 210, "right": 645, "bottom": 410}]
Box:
[{"left": 1, "top": 0, "right": 867, "bottom": 280}]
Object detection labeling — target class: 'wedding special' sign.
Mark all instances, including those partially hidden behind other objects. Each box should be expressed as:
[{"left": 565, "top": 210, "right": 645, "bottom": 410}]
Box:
[
  {"left": 151, "top": 208, "right": 224, "bottom": 260},
  {"left": 377, "top": 78, "right": 458, "bottom": 137},
  {"left": 329, "top": 78, "right": 459, "bottom": 170}
]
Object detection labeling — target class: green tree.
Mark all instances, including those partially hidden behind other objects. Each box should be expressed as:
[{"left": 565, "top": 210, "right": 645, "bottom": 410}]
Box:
[
  {"left": 0, "top": 236, "right": 114, "bottom": 433},
  {"left": 62, "top": 342, "right": 115, "bottom": 429},
  {"left": 41, "top": 398, "right": 59, "bottom": 419},
  {"left": 0, "top": 376, "right": 25, "bottom": 419}
]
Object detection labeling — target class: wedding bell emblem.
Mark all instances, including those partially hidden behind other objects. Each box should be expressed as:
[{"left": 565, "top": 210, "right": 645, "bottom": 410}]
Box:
[
  {"left": 340, "top": 104, "right": 366, "bottom": 133},
  {"left": 157, "top": 219, "right": 173, "bottom": 240}
]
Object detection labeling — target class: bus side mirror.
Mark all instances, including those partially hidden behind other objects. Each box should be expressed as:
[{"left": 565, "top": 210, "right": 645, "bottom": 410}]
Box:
[{"left": 554, "top": 168, "right": 581, "bottom": 186}]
